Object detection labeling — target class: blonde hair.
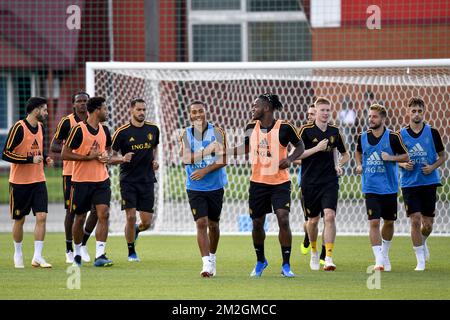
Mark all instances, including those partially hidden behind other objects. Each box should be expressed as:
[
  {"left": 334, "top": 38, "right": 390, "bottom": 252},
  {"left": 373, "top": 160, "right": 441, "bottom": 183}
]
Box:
[
  {"left": 369, "top": 104, "right": 387, "bottom": 117},
  {"left": 314, "top": 97, "right": 331, "bottom": 107}
]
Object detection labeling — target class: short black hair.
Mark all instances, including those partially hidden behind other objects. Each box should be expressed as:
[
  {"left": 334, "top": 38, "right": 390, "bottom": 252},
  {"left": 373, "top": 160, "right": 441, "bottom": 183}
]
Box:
[
  {"left": 187, "top": 100, "right": 205, "bottom": 112},
  {"left": 259, "top": 93, "right": 283, "bottom": 110},
  {"left": 26, "top": 97, "right": 47, "bottom": 114},
  {"left": 72, "top": 91, "right": 90, "bottom": 104},
  {"left": 130, "top": 98, "right": 146, "bottom": 107},
  {"left": 87, "top": 97, "right": 106, "bottom": 113}
]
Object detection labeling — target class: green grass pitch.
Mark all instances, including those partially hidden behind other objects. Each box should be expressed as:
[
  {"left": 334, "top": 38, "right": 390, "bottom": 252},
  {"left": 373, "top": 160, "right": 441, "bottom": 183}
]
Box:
[{"left": 0, "top": 233, "right": 449, "bottom": 299}]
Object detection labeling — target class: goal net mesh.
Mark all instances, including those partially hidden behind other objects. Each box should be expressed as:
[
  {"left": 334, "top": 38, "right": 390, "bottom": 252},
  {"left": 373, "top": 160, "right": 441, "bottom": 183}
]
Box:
[{"left": 90, "top": 63, "right": 450, "bottom": 235}]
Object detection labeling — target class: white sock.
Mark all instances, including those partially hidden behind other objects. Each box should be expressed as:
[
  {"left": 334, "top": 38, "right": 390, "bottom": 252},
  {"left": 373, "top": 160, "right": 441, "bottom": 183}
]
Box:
[
  {"left": 33, "top": 241, "right": 44, "bottom": 259},
  {"left": 382, "top": 239, "right": 391, "bottom": 257},
  {"left": 372, "top": 245, "right": 383, "bottom": 265},
  {"left": 414, "top": 245, "right": 425, "bottom": 265},
  {"left": 74, "top": 243, "right": 82, "bottom": 257},
  {"left": 14, "top": 241, "right": 23, "bottom": 256},
  {"left": 209, "top": 253, "right": 216, "bottom": 263},
  {"left": 96, "top": 241, "right": 106, "bottom": 259},
  {"left": 202, "top": 256, "right": 210, "bottom": 266}
]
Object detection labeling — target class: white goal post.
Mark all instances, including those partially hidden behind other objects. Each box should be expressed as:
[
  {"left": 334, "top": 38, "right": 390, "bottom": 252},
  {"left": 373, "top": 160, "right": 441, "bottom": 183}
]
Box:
[{"left": 86, "top": 59, "right": 450, "bottom": 236}]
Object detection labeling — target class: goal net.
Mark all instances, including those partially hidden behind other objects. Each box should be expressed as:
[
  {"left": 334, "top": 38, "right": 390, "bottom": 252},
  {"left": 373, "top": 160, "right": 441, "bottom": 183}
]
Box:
[{"left": 86, "top": 60, "right": 450, "bottom": 235}]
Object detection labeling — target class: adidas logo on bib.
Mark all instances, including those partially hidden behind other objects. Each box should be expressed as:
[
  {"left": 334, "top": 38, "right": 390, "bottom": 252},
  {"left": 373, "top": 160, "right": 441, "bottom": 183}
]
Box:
[
  {"left": 366, "top": 151, "right": 383, "bottom": 165},
  {"left": 409, "top": 143, "right": 427, "bottom": 157}
]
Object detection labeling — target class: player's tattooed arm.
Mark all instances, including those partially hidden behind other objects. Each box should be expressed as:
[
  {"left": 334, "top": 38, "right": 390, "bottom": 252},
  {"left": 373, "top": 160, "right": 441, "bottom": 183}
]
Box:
[
  {"left": 106, "top": 149, "right": 134, "bottom": 165},
  {"left": 335, "top": 150, "right": 350, "bottom": 176},
  {"left": 152, "top": 146, "right": 159, "bottom": 171}
]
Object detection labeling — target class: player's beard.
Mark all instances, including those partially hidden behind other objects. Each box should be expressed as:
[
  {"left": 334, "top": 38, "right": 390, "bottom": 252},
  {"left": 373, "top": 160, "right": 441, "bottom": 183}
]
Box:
[
  {"left": 36, "top": 113, "right": 46, "bottom": 122},
  {"left": 369, "top": 122, "right": 382, "bottom": 130},
  {"left": 76, "top": 105, "right": 87, "bottom": 114},
  {"left": 252, "top": 111, "right": 261, "bottom": 120},
  {"left": 134, "top": 115, "right": 145, "bottom": 123},
  {"left": 99, "top": 112, "right": 107, "bottom": 122}
]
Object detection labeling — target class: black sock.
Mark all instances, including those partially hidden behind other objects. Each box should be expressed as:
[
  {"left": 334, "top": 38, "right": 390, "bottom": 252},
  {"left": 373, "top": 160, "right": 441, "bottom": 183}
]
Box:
[
  {"left": 81, "top": 230, "right": 91, "bottom": 246},
  {"left": 320, "top": 245, "right": 326, "bottom": 260},
  {"left": 281, "top": 246, "right": 291, "bottom": 265},
  {"left": 254, "top": 244, "right": 265, "bottom": 263},
  {"left": 128, "top": 242, "right": 136, "bottom": 256},
  {"left": 303, "top": 233, "right": 310, "bottom": 247},
  {"left": 66, "top": 240, "right": 73, "bottom": 252}
]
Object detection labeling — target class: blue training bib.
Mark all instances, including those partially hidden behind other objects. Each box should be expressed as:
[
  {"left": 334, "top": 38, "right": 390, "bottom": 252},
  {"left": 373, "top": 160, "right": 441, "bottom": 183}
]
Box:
[
  {"left": 185, "top": 123, "right": 228, "bottom": 191},
  {"left": 361, "top": 129, "right": 398, "bottom": 194},
  {"left": 399, "top": 124, "right": 440, "bottom": 188}
]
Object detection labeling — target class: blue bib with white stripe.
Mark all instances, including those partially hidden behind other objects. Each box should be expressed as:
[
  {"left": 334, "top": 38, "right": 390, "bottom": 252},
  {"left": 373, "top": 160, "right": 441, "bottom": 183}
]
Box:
[
  {"left": 185, "top": 123, "right": 228, "bottom": 191},
  {"left": 361, "top": 129, "right": 398, "bottom": 194},
  {"left": 399, "top": 124, "right": 440, "bottom": 188}
]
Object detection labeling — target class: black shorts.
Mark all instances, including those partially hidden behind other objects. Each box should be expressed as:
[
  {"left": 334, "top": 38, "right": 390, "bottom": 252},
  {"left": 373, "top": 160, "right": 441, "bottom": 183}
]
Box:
[
  {"left": 300, "top": 191, "right": 308, "bottom": 222},
  {"left": 63, "top": 175, "right": 72, "bottom": 209},
  {"left": 121, "top": 181, "right": 155, "bottom": 213},
  {"left": 402, "top": 185, "right": 438, "bottom": 218},
  {"left": 249, "top": 181, "right": 291, "bottom": 219},
  {"left": 70, "top": 179, "right": 111, "bottom": 215},
  {"left": 365, "top": 193, "right": 398, "bottom": 221},
  {"left": 187, "top": 188, "right": 224, "bottom": 222},
  {"left": 301, "top": 182, "right": 338, "bottom": 219},
  {"left": 9, "top": 182, "right": 48, "bottom": 220}
]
